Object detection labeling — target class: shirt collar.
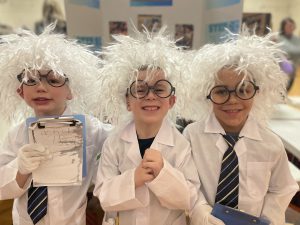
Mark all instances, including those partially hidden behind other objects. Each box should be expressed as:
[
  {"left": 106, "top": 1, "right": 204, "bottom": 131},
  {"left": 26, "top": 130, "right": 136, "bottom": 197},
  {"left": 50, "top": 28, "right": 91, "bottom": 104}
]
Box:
[{"left": 205, "top": 113, "right": 263, "bottom": 141}]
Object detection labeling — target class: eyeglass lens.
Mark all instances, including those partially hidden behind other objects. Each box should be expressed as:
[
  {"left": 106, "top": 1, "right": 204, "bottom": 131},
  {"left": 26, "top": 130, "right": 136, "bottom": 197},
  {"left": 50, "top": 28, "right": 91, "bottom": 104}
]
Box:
[
  {"left": 209, "top": 81, "right": 257, "bottom": 104},
  {"left": 17, "top": 70, "right": 67, "bottom": 87},
  {"left": 130, "top": 79, "right": 174, "bottom": 98}
]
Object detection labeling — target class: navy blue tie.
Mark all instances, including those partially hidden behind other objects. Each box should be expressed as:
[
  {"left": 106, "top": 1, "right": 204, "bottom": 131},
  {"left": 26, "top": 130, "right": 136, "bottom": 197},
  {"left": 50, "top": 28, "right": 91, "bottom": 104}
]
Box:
[
  {"left": 215, "top": 134, "right": 240, "bottom": 209},
  {"left": 27, "top": 184, "right": 48, "bottom": 224}
]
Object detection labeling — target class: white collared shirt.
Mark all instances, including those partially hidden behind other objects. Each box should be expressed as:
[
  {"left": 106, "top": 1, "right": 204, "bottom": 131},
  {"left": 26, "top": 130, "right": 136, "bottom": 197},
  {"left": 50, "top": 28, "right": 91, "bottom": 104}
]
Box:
[{"left": 183, "top": 114, "right": 299, "bottom": 225}]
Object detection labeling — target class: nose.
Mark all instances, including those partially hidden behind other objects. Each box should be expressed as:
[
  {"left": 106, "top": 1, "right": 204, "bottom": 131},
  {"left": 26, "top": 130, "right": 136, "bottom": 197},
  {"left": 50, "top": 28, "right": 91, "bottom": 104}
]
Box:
[
  {"left": 145, "top": 88, "right": 157, "bottom": 99},
  {"left": 36, "top": 79, "right": 48, "bottom": 91},
  {"left": 227, "top": 90, "right": 239, "bottom": 103}
]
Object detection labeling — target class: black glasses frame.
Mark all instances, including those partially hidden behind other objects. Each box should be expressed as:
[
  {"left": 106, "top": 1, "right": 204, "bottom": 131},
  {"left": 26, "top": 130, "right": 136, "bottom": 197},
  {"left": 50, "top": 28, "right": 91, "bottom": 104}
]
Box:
[
  {"left": 207, "top": 81, "right": 259, "bottom": 105},
  {"left": 127, "top": 79, "right": 175, "bottom": 99},
  {"left": 17, "top": 70, "right": 69, "bottom": 87}
]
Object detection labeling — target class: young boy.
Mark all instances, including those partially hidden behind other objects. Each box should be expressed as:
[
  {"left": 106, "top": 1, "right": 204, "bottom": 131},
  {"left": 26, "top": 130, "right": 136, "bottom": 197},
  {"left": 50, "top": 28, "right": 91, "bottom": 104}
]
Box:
[
  {"left": 93, "top": 28, "right": 200, "bottom": 225},
  {"left": 183, "top": 29, "right": 299, "bottom": 225},
  {"left": 0, "top": 25, "right": 111, "bottom": 225}
]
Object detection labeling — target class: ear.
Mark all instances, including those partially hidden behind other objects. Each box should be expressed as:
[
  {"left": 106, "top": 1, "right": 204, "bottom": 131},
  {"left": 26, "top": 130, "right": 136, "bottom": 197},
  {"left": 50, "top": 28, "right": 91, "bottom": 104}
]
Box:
[
  {"left": 66, "top": 88, "right": 73, "bottom": 100},
  {"left": 168, "top": 95, "right": 176, "bottom": 109},
  {"left": 126, "top": 96, "right": 131, "bottom": 111},
  {"left": 17, "top": 86, "right": 24, "bottom": 99}
]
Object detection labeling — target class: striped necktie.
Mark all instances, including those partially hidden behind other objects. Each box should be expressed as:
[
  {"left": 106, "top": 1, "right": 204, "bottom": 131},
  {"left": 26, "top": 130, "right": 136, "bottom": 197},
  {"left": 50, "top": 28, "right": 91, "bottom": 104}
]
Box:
[
  {"left": 27, "top": 184, "right": 48, "bottom": 224},
  {"left": 215, "top": 134, "right": 240, "bottom": 209}
]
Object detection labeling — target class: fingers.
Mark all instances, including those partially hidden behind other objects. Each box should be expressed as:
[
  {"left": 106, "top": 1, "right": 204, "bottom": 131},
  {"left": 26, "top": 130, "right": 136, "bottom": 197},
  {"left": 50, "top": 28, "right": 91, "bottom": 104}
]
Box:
[
  {"left": 208, "top": 215, "right": 225, "bottom": 225},
  {"left": 142, "top": 149, "right": 163, "bottom": 177},
  {"left": 134, "top": 164, "right": 155, "bottom": 187},
  {"left": 21, "top": 144, "right": 47, "bottom": 156},
  {"left": 142, "top": 161, "right": 157, "bottom": 170},
  {"left": 143, "top": 172, "right": 155, "bottom": 183},
  {"left": 17, "top": 144, "right": 48, "bottom": 175},
  {"left": 143, "top": 149, "right": 161, "bottom": 161}
]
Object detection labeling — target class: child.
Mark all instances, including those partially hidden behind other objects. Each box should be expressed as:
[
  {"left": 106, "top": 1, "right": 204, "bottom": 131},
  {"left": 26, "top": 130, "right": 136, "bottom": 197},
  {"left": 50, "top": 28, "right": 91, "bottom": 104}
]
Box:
[
  {"left": 0, "top": 25, "right": 111, "bottom": 225},
  {"left": 93, "top": 27, "right": 200, "bottom": 225},
  {"left": 183, "top": 28, "right": 299, "bottom": 225}
]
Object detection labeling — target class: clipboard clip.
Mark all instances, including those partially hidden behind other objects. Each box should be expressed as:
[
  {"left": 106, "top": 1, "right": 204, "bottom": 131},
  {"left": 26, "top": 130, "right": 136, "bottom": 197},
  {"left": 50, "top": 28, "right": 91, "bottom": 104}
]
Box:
[{"left": 35, "top": 117, "right": 79, "bottom": 129}]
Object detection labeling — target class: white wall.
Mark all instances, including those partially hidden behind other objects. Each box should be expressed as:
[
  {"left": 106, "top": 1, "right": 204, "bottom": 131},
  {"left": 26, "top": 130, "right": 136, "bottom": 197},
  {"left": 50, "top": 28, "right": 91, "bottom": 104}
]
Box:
[
  {"left": 0, "top": 0, "right": 66, "bottom": 31},
  {"left": 289, "top": 0, "right": 300, "bottom": 35}
]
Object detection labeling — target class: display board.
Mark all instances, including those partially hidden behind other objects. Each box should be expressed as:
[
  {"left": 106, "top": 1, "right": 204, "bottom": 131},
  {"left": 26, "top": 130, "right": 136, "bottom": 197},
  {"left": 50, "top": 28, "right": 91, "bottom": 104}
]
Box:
[{"left": 65, "top": 0, "right": 243, "bottom": 49}]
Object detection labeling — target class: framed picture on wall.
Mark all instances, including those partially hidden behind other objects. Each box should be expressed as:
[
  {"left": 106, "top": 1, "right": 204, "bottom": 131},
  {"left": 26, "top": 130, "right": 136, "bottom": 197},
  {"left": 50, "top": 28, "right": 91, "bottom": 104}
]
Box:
[
  {"left": 242, "top": 13, "right": 272, "bottom": 36},
  {"left": 175, "top": 24, "right": 194, "bottom": 49},
  {"left": 109, "top": 21, "right": 128, "bottom": 41},
  {"left": 137, "top": 14, "right": 162, "bottom": 32}
]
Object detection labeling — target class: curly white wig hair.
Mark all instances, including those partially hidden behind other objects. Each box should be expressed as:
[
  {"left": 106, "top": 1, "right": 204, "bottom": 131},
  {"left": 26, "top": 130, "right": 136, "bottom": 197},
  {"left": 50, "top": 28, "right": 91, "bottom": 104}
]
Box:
[
  {"left": 186, "top": 27, "right": 288, "bottom": 124},
  {"left": 0, "top": 24, "right": 102, "bottom": 124},
  {"left": 93, "top": 26, "right": 188, "bottom": 126}
]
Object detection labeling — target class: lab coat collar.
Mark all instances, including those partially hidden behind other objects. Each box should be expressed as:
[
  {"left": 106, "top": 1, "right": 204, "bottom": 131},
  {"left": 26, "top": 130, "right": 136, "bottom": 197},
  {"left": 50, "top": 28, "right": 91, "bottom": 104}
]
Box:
[
  {"left": 204, "top": 113, "right": 262, "bottom": 141},
  {"left": 120, "top": 119, "right": 175, "bottom": 166},
  {"left": 152, "top": 119, "right": 175, "bottom": 147},
  {"left": 120, "top": 119, "right": 175, "bottom": 147},
  {"left": 239, "top": 115, "right": 263, "bottom": 141},
  {"left": 205, "top": 114, "right": 263, "bottom": 156}
]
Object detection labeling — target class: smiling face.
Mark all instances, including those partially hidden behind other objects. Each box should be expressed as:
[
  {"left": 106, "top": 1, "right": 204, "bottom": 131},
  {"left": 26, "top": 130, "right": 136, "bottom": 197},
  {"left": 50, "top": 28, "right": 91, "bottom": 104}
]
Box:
[
  {"left": 212, "top": 68, "right": 255, "bottom": 133},
  {"left": 126, "top": 69, "right": 175, "bottom": 134},
  {"left": 18, "top": 69, "right": 72, "bottom": 117}
]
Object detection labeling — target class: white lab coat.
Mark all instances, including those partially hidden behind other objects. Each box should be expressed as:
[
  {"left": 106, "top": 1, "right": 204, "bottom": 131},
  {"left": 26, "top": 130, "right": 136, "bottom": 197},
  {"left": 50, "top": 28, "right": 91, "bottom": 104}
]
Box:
[
  {"left": 183, "top": 114, "right": 299, "bottom": 225},
  {"left": 93, "top": 119, "right": 200, "bottom": 225},
  {"left": 0, "top": 109, "right": 112, "bottom": 225}
]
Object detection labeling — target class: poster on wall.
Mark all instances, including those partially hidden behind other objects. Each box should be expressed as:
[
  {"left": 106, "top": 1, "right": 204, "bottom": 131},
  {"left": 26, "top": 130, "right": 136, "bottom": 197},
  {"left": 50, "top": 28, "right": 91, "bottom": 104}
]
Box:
[
  {"left": 130, "top": 0, "right": 172, "bottom": 6},
  {"left": 207, "top": 0, "right": 241, "bottom": 9},
  {"left": 109, "top": 21, "right": 128, "bottom": 41},
  {"left": 207, "top": 20, "right": 240, "bottom": 43},
  {"left": 69, "top": 0, "right": 100, "bottom": 9},
  {"left": 76, "top": 36, "right": 102, "bottom": 51},
  {"left": 138, "top": 15, "right": 162, "bottom": 32},
  {"left": 175, "top": 24, "right": 194, "bottom": 49},
  {"left": 242, "top": 13, "right": 271, "bottom": 36}
]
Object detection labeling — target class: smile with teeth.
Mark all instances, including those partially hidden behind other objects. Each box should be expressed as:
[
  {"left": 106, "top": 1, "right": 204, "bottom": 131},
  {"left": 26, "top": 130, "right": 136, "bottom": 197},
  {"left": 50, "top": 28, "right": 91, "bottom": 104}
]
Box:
[{"left": 142, "top": 106, "right": 159, "bottom": 111}]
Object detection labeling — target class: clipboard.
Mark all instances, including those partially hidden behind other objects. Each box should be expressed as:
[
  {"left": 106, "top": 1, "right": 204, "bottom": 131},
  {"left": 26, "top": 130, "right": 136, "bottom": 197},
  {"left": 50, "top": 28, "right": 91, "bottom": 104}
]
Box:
[
  {"left": 211, "top": 203, "right": 270, "bottom": 225},
  {"left": 26, "top": 115, "right": 86, "bottom": 186}
]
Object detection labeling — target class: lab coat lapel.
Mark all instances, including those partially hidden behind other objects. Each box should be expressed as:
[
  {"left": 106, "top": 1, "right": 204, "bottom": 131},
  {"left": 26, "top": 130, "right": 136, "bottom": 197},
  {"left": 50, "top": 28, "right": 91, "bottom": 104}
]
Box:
[
  {"left": 205, "top": 114, "right": 228, "bottom": 155},
  {"left": 121, "top": 121, "right": 142, "bottom": 167},
  {"left": 150, "top": 119, "right": 175, "bottom": 150},
  {"left": 235, "top": 115, "right": 263, "bottom": 157}
]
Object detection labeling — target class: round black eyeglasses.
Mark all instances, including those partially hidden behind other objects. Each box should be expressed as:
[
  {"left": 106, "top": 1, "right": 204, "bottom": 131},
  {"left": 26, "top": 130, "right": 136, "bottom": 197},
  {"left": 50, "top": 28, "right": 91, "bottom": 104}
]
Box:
[
  {"left": 128, "top": 79, "right": 175, "bottom": 99},
  {"left": 17, "top": 70, "right": 68, "bottom": 87},
  {"left": 207, "top": 81, "right": 259, "bottom": 105}
]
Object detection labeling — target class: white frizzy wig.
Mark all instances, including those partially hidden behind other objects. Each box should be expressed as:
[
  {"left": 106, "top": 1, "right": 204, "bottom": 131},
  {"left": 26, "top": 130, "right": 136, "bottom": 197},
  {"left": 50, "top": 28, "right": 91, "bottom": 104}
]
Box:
[
  {"left": 186, "top": 27, "right": 288, "bottom": 124},
  {"left": 94, "top": 26, "right": 188, "bottom": 126},
  {"left": 0, "top": 24, "right": 102, "bottom": 124}
]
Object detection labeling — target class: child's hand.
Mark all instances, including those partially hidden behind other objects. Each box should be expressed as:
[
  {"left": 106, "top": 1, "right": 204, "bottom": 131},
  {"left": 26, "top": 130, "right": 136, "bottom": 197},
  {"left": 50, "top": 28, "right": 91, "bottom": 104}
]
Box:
[
  {"left": 134, "top": 163, "right": 155, "bottom": 188},
  {"left": 17, "top": 144, "right": 48, "bottom": 175},
  {"left": 142, "top": 149, "right": 164, "bottom": 178}
]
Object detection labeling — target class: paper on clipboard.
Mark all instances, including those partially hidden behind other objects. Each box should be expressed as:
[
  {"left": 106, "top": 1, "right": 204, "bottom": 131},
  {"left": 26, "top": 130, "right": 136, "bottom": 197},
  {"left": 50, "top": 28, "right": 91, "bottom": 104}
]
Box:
[{"left": 28, "top": 116, "right": 84, "bottom": 186}]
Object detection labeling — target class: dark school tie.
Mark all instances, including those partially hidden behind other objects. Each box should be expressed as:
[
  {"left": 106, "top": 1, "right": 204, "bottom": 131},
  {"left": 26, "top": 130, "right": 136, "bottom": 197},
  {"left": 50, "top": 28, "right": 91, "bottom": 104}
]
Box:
[
  {"left": 215, "top": 134, "right": 240, "bottom": 209},
  {"left": 27, "top": 183, "right": 48, "bottom": 224}
]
